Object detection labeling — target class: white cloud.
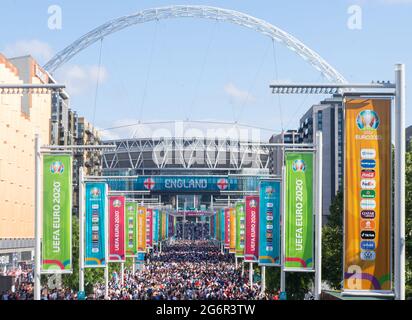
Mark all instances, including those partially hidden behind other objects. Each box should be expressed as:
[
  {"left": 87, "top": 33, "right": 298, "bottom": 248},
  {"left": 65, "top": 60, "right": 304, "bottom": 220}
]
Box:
[
  {"left": 55, "top": 64, "right": 108, "bottom": 95},
  {"left": 3, "top": 39, "right": 53, "bottom": 64},
  {"left": 224, "top": 82, "right": 255, "bottom": 104}
]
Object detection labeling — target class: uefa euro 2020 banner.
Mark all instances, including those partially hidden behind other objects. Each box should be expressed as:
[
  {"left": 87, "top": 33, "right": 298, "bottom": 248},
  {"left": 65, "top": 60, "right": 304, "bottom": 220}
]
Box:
[
  {"left": 108, "top": 196, "right": 125, "bottom": 262},
  {"left": 285, "top": 152, "right": 314, "bottom": 271},
  {"left": 258, "top": 180, "right": 281, "bottom": 266},
  {"left": 125, "top": 202, "right": 137, "bottom": 257},
  {"left": 137, "top": 206, "right": 147, "bottom": 253},
  {"left": 220, "top": 208, "right": 225, "bottom": 243},
  {"left": 146, "top": 209, "right": 153, "bottom": 248},
  {"left": 244, "top": 196, "right": 259, "bottom": 262},
  {"left": 42, "top": 155, "right": 72, "bottom": 273},
  {"left": 343, "top": 99, "right": 391, "bottom": 293},
  {"left": 229, "top": 208, "right": 236, "bottom": 254},
  {"left": 85, "top": 182, "right": 108, "bottom": 268},
  {"left": 235, "top": 202, "right": 246, "bottom": 258}
]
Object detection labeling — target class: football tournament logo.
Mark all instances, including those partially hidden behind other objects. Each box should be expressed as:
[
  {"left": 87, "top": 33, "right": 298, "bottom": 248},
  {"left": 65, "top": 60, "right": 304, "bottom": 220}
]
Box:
[
  {"left": 292, "top": 159, "right": 305, "bottom": 172},
  {"left": 356, "top": 110, "right": 380, "bottom": 130},
  {"left": 50, "top": 161, "right": 64, "bottom": 174}
]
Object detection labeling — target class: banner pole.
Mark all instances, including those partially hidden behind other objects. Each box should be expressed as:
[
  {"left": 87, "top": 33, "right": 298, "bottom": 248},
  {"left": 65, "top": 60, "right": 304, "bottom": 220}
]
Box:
[
  {"left": 235, "top": 256, "right": 238, "bottom": 269},
  {"left": 261, "top": 266, "right": 266, "bottom": 294},
  {"left": 395, "top": 63, "right": 406, "bottom": 300},
  {"left": 249, "top": 262, "right": 253, "bottom": 286},
  {"left": 78, "top": 167, "right": 85, "bottom": 294},
  {"left": 280, "top": 165, "right": 286, "bottom": 294},
  {"left": 241, "top": 260, "right": 245, "bottom": 277},
  {"left": 34, "top": 134, "right": 41, "bottom": 301},
  {"left": 120, "top": 262, "right": 124, "bottom": 286},
  {"left": 104, "top": 264, "right": 109, "bottom": 300},
  {"left": 132, "top": 257, "right": 135, "bottom": 274},
  {"left": 314, "top": 131, "right": 323, "bottom": 300}
]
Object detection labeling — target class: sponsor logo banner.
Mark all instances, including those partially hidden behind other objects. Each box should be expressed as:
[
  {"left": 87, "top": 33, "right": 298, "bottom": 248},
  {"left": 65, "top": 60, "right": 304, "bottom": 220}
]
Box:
[
  {"left": 108, "top": 196, "right": 125, "bottom": 262},
  {"left": 85, "top": 183, "right": 107, "bottom": 267},
  {"left": 245, "top": 196, "right": 259, "bottom": 262},
  {"left": 285, "top": 152, "right": 314, "bottom": 271},
  {"left": 146, "top": 209, "right": 153, "bottom": 248},
  {"left": 137, "top": 207, "right": 147, "bottom": 252},
  {"left": 42, "top": 155, "right": 72, "bottom": 273},
  {"left": 344, "top": 98, "right": 391, "bottom": 292},
  {"left": 235, "top": 203, "right": 246, "bottom": 257},
  {"left": 258, "top": 180, "right": 281, "bottom": 266},
  {"left": 125, "top": 202, "right": 137, "bottom": 257},
  {"left": 229, "top": 208, "right": 236, "bottom": 253}
]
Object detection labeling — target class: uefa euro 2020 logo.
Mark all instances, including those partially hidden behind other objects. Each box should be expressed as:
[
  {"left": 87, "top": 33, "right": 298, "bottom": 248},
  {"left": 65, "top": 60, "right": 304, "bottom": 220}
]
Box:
[
  {"left": 90, "top": 187, "right": 101, "bottom": 198},
  {"left": 113, "top": 199, "right": 122, "bottom": 208},
  {"left": 292, "top": 159, "right": 305, "bottom": 172},
  {"left": 356, "top": 110, "right": 380, "bottom": 131},
  {"left": 265, "top": 186, "right": 273, "bottom": 195},
  {"left": 50, "top": 161, "right": 64, "bottom": 174}
]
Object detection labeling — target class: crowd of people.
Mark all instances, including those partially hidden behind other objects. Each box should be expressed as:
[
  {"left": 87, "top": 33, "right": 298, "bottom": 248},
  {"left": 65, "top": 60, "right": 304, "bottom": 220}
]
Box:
[
  {"left": 1, "top": 240, "right": 278, "bottom": 300},
  {"left": 175, "top": 222, "right": 210, "bottom": 240},
  {"left": 93, "top": 241, "right": 275, "bottom": 300}
]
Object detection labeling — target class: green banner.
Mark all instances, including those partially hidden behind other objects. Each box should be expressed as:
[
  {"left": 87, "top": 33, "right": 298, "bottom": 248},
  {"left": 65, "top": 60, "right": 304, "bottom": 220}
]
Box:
[
  {"left": 285, "top": 152, "right": 314, "bottom": 271},
  {"left": 125, "top": 202, "right": 137, "bottom": 257},
  {"left": 235, "top": 202, "right": 245, "bottom": 257},
  {"left": 42, "top": 155, "right": 72, "bottom": 273}
]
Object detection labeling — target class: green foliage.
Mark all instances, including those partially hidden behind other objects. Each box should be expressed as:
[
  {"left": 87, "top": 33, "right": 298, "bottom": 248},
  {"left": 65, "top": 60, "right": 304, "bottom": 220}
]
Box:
[
  {"left": 321, "top": 190, "right": 343, "bottom": 290},
  {"left": 265, "top": 266, "right": 313, "bottom": 300},
  {"left": 405, "top": 146, "right": 412, "bottom": 298}
]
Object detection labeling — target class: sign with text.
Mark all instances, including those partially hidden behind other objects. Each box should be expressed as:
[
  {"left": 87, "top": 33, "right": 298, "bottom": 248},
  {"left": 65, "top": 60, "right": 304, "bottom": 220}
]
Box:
[
  {"left": 108, "top": 196, "right": 125, "bottom": 262},
  {"left": 343, "top": 98, "right": 392, "bottom": 293},
  {"left": 259, "top": 180, "right": 281, "bottom": 266},
  {"left": 125, "top": 202, "right": 137, "bottom": 257},
  {"left": 137, "top": 207, "right": 147, "bottom": 253},
  {"left": 42, "top": 155, "right": 72, "bottom": 273},
  {"left": 235, "top": 202, "right": 246, "bottom": 258},
  {"left": 245, "top": 196, "right": 259, "bottom": 262},
  {"left": 224, "top": 208, "right": 230, "bottom": 249},
  {"left": 85, "top": 182, "right": 108, "bottom": 268},
  {"left": 285, "top": 152, "right": 314, "bottom": 271}
]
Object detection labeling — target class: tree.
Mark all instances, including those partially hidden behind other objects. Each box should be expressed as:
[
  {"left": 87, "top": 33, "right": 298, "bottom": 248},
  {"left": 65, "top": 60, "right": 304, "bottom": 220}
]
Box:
[
  {"left": 405, "top": 145, "right": 412, "bottom": 298},
  {"left": 322, "top": 191, "right": 343, "bottom": 290}
]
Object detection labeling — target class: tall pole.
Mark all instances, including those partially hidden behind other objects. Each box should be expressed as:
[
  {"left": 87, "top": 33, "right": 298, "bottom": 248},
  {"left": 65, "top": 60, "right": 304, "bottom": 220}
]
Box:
[
  {"left": 280, "top": 165, "right": 286, "bottom": 293},
  {"left": 395, "top": 63, "right": 406, "bottom": 300},
  {"left": 34, "top": 134, "right": 41, "bottom": 300},
  {"left": 104, "top": 264, "right": 109, "bottom": 300},
  {"left": 249, "top": 262, "right": 253, "bottom": 286},
  {"left": 120, "top": 262, "right": 124, "bottom": 286},
  {"left": 261, "top": 266, "right": 266, "bottom": 295},
  {"left": 132, "top": 257, "right": 135, "bottom": 274},
  {"left": 78, "top": 167, "right": 85, "bottom": 294},
  {"left": 314, "top": 131, "right": 323, "bottom": 300}
]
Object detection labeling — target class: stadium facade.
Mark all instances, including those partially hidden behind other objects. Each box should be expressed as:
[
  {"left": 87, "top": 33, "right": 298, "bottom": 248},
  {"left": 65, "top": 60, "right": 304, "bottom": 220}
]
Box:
[{"left": 102, "top": 135, "right": 272, "bottom": 212}]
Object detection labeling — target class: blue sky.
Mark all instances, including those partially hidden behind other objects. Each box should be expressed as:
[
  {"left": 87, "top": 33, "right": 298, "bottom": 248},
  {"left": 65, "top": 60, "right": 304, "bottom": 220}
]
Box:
[{"left": 1, "top": 0, "right": 411, "bottom": 140}]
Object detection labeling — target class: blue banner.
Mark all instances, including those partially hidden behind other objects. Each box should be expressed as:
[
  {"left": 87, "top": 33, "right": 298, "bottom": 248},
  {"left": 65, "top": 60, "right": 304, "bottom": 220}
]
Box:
[
  {"left": 85, "top": 182, "right": 107, "bottom": 268},
  {"left": 153, "top": 209, "right": 159, "bottom": 245},
  {"left": 258, "top": 180, "right": 281, "bottom": 266},
  {"left": 220, "top": 208, "right": 225, "bottom": 244}
]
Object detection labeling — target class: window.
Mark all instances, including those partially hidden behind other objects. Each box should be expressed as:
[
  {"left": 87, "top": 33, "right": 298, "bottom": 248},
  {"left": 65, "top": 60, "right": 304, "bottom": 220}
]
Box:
[{"left": 317, "top": 110, "right": 323, "bottom": 131}]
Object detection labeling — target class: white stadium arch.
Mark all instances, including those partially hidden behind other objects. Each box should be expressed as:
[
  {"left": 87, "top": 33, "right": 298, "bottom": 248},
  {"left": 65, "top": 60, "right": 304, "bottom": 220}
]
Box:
[{"left": 43, "top": 5, "right": 347, "bottom": 83}]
